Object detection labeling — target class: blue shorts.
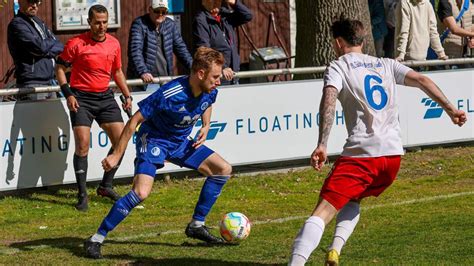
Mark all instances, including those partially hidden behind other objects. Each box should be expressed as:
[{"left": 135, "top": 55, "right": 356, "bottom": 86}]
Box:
[{"left": 134, "top": 132, "right": 214, "bottom": 177}]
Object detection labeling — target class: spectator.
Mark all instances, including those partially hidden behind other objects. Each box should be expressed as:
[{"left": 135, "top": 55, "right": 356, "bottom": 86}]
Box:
[
  {"left": 127, "top": 0, "right": 192, "bottom": 92},
  {"left": 383, "top": 0, "right": 400, "bottom": 58},
  {"left": 434, "top": 0, "right": 474, "bottom": 59},
  {"left": 395, "top": 0, "right": 447, "bottom": 61},
  {"left": 193, "top": 0, "right": 252, "bottom": 85},
  {"left": 7, "top": 0, "right": 63, "bottom": 101},
  {"left": 56, "top": 5, "right": 132, "bottom": 211},
  {"left": 369, "top": 0, "right": 389, "bottom": 57}
]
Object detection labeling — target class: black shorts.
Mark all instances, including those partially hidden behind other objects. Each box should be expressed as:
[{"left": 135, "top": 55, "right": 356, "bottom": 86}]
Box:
[{"left": 70, "top": 88, "right": 123, "bottom": 127}]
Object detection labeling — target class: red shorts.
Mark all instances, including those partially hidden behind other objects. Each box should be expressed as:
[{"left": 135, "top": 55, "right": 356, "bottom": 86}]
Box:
[{"left": 320, "top": 155, "right": 401, "bottom": 210}]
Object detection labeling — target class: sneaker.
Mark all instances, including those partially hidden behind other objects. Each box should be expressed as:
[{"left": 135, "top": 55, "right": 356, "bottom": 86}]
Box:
[
  {"left": 325, "top": 249, "right": 339, "bottom": 266},
  {"left": 75, "top": 194, "right": 88, "bottom": 212},
  {"left": 185, "top": 223, "right": 224, "bottom": 244},
  {"left": 84, "top": 237, "right": 103, "bottom": 259},
  {"left": 97, "top": 186, "right": 121, "bottom": 201}
]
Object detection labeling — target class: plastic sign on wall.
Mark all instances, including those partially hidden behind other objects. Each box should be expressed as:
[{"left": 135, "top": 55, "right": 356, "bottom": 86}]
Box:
[
  {"left": 0, "top": 70, "right": 473, "bottom": 191},
  {"left": 53, "top": 0, "right": 121, "bottom": 31}
]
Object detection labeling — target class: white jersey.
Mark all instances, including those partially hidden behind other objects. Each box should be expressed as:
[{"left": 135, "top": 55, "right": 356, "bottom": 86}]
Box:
[{"left": 324, "top": 52, "right": 412, "bottom": 157}]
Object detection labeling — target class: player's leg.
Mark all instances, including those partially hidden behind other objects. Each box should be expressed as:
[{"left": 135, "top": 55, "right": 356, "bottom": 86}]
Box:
[
  {"left": 72, "top": 126, "right": 91, "bottom": 211},
  {"left": 97, "top": 121, "right": 125, "bottom": 201},
  {"left": 189, "top": 152, "right": 232, "bottom": 243},
  {"left": 169, "top": 142, "right": 231, "bottom": 243},
  {"left": 289, "top": 198, "right": 338, "bottom": 266},
  {"left": 290, "top": 157, "right": 370, "bottom": 265},
  {"left": 326, "top": 200, "right": 360, "bottom": 266},
  {"left": 85, "top": 170, "right": 155, "bottom": 259}
]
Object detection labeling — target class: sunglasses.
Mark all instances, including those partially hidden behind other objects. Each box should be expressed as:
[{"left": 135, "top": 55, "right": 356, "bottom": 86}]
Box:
[
  {"left": 153, "top": 9, "right": 168, "bottom": 15},
  {"left": 28, "top": 0, "right": 42, "bottom": 5}
]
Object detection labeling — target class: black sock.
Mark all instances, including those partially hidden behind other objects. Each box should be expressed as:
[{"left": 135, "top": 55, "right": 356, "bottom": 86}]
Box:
[
  {"left": 100, "top": 148, "right": 124, "bottom": 188},
  {"left": 73, "top": 154, "right": 88, "bottom": 196}
]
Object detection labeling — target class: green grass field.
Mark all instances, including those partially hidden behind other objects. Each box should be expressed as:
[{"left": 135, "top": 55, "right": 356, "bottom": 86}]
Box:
[{"left": 0, "top": 145, "right": 473, "bottom": 265}]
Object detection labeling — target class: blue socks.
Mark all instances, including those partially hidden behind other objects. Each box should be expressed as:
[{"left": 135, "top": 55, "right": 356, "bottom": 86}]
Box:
[
  {"left": 97, "top": 190, "right": 142, "bottom": 237},
  {"left": 192, "top": 175, "right": 229, "bottom": 222}
]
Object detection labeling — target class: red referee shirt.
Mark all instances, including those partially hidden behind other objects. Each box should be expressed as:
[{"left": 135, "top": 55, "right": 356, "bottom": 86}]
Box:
[{"left": 59, "top": 32, "right": 122, "bottom": 93}]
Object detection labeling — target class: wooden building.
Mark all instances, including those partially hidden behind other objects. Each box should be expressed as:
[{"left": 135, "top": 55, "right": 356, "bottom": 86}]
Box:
[{"left": 0, "top": 0, "right": 291, "bottom": 86}]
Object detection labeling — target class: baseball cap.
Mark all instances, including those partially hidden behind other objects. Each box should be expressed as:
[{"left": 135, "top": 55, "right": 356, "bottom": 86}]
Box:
[{"left": 152, "top": 0, "right": 168, "bottom": 10}]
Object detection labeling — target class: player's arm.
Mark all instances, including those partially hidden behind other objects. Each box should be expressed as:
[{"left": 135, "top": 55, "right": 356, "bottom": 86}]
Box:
[
  {"left": 113, "top": 68, "right": 133, "bottom": 112},
  {"left": 404, "top": 70, "right": 466, "bottom": 126},
  {"left": 193, "top": 106, "right": 212, "bottom": 148},
  {"left": 312, "top": 85, "right": 338, "bottom": 170},
  {"left": 102, "top": 111, "right": 146, "bottom": 172}
]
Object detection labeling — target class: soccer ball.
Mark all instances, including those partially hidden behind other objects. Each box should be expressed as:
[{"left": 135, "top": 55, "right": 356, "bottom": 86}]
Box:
[{"left": 219, "top": 212, "right": 251, "bottom": 243}]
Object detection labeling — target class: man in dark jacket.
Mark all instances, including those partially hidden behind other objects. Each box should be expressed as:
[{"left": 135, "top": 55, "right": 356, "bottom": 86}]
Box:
[
  {"left": 193, "top": 0, "right": 252, "bottom": 85},
  {"left": 127, "top": 0, "right": 193, "bottom": 92},
  {"left": 7, "top": 0, "right": 64, "bottom": 100}
]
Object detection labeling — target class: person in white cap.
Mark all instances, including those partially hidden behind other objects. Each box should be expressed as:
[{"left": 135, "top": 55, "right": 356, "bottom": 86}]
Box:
[{"left": 127, "top": 0, "right": 193, "bottom": 92}]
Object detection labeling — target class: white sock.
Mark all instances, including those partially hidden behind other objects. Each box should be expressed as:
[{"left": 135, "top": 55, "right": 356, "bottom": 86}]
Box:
[
  {"left": 190, "top": 219, "right": 205, "bottom": 228},
  {"left": 328, "top": 201, "right": 360, "bottom": 254},
  {"left": 289, "top": 216, "right": 325, "bottom": 266},
  {"left": 90, "top": 233, "right": 105, "bottom": 244}
]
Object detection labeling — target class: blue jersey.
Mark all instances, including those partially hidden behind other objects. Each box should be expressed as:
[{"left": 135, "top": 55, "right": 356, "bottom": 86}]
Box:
[{"left": 137, "top": 76, "right": 218, "bottom": 143}]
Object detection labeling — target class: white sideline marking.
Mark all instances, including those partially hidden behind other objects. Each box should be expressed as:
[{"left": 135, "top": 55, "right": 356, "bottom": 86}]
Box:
[{"left": 1, "top": 191, "right": 472, "bottom": 254}]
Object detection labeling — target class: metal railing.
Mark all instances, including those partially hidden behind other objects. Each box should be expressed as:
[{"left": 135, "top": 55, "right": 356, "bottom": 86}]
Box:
[{"left": 1, "top": 57, "right": 473, "bottom": 96}]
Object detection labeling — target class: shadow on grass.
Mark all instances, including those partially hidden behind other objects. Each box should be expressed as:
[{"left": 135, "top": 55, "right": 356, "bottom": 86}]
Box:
[
  {"left": 8, "top": 237, "right": 283, "bottom": 265},
  {"left": 107, "top": 254, "right": 283, "bottom": 266},
  {"left": 8, "top": 237, "right": 182, "bottom": 257},
  {"left": 0, "top": 186, "right": 120, "bottom": 210}
]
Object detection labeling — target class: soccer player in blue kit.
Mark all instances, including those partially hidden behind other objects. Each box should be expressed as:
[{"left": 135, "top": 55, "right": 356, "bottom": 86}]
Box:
[{"left": 84, "top": 47, "right": 232, "bottom": 259}]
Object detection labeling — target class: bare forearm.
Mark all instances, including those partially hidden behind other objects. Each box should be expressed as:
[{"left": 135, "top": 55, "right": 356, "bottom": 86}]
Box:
[
  {"left": 201, "top": 106, "right": 212, "bottom": 127},
  {"left": 114, "top": 112, "right": 144, "bottom": 156},
  {"left": 318, "top": 87, "right": 338, "bottom": 146},
  {"left": 419, "top": 78, "right": 456, "bottom": 114},
  {"left": 114, "top": 70, "right": 131, "bottom": 97}
]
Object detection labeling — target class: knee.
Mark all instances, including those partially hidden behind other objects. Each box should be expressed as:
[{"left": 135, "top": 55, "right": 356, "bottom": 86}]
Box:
[
  {"left": 75, "top": 146, "right": 89, "bottom": 157},
  {"left": 132, "top": 188, "right": 150, "bottom": 201},
  {"left": 213, "top": 162, "right": 231, "bottom": 176}
]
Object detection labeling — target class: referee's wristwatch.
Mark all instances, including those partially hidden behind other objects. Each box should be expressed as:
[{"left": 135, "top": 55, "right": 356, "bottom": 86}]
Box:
[{"left": 124, "top": 95, "right": 133, "bottom": 101}]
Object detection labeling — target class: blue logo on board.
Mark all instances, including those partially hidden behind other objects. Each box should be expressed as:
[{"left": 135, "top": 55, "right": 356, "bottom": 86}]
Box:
[
  {"left": 193, "top": 120, "right": 227, "bottom": 140},
  {"left": 421, "top": 98, "right": 443, "bottom": 119}
]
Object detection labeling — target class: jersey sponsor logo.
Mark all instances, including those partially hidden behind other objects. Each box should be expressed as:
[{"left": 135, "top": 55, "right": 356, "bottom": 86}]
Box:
[
  {"left": 200, "top": 102, "right": 209, "bottom": 111},
  {"left": 151, "top": 147, "right": 161, "bottom": 156},
  {"left": 178, "top": 106, "right": 187, "bottom": 112},
  {"left": 421, "top": 98, "right": 443, "bottom": 119},
  {"left": 176, "top": 114, "right": 200, "bottom": 128}
]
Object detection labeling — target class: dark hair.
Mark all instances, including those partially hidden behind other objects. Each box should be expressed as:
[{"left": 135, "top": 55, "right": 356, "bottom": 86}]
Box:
[
  {"left": 331, "top": 16, "right": 365, "bottom": 46},
  {"left": 192, "top": 47, "right": 225, "bottom": 73},
  {"left": 88, "top": 4, "right": 108, "bottom": 20}
]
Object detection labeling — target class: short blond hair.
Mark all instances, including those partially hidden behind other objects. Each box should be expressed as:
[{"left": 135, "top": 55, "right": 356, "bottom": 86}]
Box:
[{"left": 192, "top": 47, "right": 225, "bottom": 74}]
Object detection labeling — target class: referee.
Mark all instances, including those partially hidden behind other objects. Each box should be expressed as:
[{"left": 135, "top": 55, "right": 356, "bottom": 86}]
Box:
[{"left": 56, "top": 5, "right": 132, "bottom": 211}]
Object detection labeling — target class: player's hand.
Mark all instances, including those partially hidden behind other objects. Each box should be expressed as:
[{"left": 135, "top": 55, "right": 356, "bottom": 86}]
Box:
[
  {"left": 193, "top": 125, "right": 209, "bottom": 148},
  {"left": 66, "top": 95, "right": 79, "bottom": 112},
  {"left": 102, "top": 154, "right": 120, "bottom": 172},
  {"left": 225, "top": 0, "right": 236, "bottom": 6},
  {"left": 141, "top": 73, "right": 154, "bottom": 83},
  {"left": 310, "top": 144, "right": 327, "bottom": 171},
  {"left": 449, "top": 109, "right": 467, "bottom": 127},
  {"left": 222, "top": 68, "right": 235, "bottom": 81}
]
